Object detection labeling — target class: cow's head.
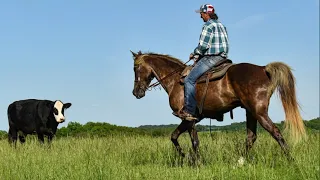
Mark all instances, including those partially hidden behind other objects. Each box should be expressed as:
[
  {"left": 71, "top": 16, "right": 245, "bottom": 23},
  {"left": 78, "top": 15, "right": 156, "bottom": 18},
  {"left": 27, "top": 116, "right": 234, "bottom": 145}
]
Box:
[{"left": 53, "top": 100, "right": 72, "bottom": 123}]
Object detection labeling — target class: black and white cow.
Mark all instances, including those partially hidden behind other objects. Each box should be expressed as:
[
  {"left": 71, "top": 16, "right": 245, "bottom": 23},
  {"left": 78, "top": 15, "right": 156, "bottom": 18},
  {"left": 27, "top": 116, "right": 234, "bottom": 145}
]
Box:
[{"left": 7, "top": 99, "right": 72, "bottom": 144}]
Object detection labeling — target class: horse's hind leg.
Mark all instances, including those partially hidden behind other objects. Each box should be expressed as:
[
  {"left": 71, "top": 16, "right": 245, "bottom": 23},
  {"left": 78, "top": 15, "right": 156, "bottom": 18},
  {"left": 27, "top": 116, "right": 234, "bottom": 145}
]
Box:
[
  {"left": 171, "top": 120, "right": 193, "bottom": 157},
  {"left": 253, "top": 110, "right": 292, "bottom": 160},
  {"left": 246, "top": 110, "right": 257, "bottom": 155}
]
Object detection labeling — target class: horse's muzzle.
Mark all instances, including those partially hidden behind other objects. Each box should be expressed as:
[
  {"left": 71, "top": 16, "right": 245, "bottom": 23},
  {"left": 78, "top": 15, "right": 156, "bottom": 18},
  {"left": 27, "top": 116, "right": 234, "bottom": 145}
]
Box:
[{"left": 132, "top": 88, "right": 145, "bottom": 99}]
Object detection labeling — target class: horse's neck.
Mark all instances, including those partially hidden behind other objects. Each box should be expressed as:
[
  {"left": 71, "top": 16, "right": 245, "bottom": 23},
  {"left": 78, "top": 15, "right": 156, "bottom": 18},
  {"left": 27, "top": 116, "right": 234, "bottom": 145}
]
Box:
[{"left": 148, "top": 59, "right": 184, "bottom": 94}]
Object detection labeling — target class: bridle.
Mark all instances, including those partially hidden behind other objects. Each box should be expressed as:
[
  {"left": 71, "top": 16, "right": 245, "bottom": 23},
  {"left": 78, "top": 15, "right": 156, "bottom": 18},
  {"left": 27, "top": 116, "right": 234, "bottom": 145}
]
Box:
[
  {"left": 134, "top": 58, "right": 194, "bottom": 91},
  {"left": 134, "top": 65, "right": 149, "bottom": 92}
]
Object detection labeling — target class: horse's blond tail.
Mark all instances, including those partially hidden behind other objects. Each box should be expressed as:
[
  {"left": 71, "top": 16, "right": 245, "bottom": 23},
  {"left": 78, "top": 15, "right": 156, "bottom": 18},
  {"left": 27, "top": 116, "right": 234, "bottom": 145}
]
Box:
[{"left": 265, "top": 62, "right": 306, "bottom": 143}]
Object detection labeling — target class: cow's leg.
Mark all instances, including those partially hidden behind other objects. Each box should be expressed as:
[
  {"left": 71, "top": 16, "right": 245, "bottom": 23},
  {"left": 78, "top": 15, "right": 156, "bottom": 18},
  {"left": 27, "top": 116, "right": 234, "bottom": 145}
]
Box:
[
  {"left": 18, "top": 134, "right": 26, "bottom": 144},
  {"left": 48, "top": 134, "right": 54, "bottom": 143},
  {"left": 8, "top": 127, "right": 18, "bottom": 146},
  {"left": 37, "top": 134, "right": 45, "bottom": 144}
]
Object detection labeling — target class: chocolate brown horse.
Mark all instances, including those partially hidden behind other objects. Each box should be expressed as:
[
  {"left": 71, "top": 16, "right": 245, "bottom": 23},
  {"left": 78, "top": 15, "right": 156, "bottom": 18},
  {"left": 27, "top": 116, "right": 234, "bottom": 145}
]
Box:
[{"left": 130, "top": 50, "right": 306, "bottom": 159}]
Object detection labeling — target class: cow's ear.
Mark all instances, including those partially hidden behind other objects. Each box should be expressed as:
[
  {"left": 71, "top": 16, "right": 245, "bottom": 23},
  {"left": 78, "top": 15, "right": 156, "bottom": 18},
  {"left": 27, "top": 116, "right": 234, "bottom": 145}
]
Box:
[{"left": 64, "top": 103, "right": 72, "bottom": 109}]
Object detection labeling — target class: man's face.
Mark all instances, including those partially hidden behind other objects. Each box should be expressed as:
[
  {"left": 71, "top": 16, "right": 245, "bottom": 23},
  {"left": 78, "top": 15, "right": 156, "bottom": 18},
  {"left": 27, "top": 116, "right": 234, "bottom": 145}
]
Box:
[{"left": 200, "top": 12, "right": 210, "bottom": 22}]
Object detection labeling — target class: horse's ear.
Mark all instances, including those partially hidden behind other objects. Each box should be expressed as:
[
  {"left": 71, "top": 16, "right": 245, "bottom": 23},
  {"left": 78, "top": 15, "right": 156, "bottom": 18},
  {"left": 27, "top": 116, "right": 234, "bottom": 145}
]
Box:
[{"left": 130, "top": 50, "right": 138, "bottom": 58}]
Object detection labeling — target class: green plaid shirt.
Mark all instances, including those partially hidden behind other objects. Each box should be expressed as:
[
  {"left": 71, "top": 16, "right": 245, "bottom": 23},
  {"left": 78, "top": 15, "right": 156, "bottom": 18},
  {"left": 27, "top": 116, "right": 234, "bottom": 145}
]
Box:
[{"left": 193, "top": 19, "right": 229, "bottom": 57}]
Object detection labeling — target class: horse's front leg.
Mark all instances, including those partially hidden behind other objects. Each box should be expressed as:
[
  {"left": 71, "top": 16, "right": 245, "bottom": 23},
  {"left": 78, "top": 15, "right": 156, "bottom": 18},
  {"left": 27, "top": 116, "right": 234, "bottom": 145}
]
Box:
[
  {"left": 188, "top": 121, "right": 199, "bottom": 154},
  {"left": 171, "top": 120, "right": 193, "bottom": 157},
  {"left": 187, "top": 121, "right": 201, "bottom": 166}
]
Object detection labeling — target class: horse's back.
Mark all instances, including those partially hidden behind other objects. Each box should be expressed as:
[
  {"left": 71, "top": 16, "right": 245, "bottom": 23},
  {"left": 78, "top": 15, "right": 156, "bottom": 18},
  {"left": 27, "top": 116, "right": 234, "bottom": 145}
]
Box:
[{"left": 227, "top": 63, "right": 268, "bottom": 84}]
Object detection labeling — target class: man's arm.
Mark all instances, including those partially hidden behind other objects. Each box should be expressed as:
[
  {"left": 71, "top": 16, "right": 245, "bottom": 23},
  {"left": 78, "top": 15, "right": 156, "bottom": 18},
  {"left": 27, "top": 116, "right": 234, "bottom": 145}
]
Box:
[{"left": 193, "top": 24, "right": 213, "bottom": 56}]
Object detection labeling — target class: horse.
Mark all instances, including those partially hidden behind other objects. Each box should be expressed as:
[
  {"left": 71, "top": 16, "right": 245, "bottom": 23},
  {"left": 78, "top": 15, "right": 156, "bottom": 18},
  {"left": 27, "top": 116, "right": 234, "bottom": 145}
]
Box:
[{"left": 130, "top": 50, "right": 306, "bottom": 160}]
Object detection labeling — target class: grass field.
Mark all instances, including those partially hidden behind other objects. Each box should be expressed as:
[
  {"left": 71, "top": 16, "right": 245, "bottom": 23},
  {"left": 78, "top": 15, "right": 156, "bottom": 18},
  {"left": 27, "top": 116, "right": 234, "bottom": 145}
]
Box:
[{"left": 0, "top": 131, "right": 318, "bottom": 180}]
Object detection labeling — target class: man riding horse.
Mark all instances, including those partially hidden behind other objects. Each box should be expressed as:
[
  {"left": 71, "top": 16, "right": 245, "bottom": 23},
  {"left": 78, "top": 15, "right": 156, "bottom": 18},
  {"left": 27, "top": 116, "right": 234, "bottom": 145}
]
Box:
[
  {"left": 130, "top": 3, "right": 305, "bottom": 160},
  {"left": 179, "top": 4, "right": 229, "bottom": 121}
]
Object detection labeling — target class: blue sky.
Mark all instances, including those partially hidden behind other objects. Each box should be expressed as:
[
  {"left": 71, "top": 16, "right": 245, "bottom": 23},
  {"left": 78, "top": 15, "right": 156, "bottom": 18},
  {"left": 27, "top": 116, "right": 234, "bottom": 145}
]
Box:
[{"left": 0, "top": 0, "right": 318, "bottom": 131}]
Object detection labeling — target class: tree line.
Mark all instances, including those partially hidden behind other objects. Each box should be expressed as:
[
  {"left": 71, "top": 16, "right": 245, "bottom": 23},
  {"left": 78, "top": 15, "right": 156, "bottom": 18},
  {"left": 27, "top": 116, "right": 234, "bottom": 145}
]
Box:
[
  {"left": 0, "top": 117, "right": 318, "bottom": 140},
  {"left": 140, "top": 117, "right": 320, "bottom": 132}
]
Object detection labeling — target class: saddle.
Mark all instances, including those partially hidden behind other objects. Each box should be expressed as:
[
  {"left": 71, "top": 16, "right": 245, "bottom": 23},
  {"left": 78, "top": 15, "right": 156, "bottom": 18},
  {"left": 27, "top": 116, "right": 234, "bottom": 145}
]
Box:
[
  {"left": 180, "top": 58, "right": 234, "bottom": 84},
  {"left": 178, "top": 58, "right": 235, "bottom": 122}
]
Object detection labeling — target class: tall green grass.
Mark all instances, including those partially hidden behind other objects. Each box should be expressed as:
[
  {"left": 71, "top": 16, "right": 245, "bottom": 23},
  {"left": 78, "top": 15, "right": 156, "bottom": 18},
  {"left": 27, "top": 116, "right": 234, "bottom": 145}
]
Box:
[{"left": 0, "top": 131, "right": 319, "bottom": 180}]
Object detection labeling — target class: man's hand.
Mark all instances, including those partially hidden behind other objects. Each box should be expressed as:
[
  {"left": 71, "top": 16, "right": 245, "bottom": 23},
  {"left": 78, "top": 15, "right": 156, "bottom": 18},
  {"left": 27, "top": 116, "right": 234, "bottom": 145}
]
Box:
[
  {"left": 189, "top": 53, "right": 194, "bottom": 60},
  {"left": 190, "top": 53, "right": 200, "bottom": 63}
]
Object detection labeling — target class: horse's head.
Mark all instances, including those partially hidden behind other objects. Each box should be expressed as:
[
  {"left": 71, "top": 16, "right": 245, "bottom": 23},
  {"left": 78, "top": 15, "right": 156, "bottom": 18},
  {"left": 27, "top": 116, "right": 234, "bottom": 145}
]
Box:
[{"left": 131, "top": 50, "right": 155, "bottom": 99}]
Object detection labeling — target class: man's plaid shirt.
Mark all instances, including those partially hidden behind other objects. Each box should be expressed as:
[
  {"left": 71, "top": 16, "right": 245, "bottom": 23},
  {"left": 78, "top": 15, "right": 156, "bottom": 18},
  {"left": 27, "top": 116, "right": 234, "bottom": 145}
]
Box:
[{"left": 193, "top": 19, "right": 229, "bottom": 57}]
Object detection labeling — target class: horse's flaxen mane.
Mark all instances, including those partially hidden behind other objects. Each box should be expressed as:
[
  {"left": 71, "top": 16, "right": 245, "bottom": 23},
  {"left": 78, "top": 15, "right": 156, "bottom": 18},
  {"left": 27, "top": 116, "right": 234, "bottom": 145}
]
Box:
[{"left": 135, "top": 51, "right": 185, "bottom": 67}]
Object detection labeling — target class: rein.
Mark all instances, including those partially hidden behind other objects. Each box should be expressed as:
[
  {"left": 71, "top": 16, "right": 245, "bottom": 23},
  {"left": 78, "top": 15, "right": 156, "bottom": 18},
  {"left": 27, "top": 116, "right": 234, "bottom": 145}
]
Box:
[{"left": 147, "top": 59, "right": 193, "bottom": 90}]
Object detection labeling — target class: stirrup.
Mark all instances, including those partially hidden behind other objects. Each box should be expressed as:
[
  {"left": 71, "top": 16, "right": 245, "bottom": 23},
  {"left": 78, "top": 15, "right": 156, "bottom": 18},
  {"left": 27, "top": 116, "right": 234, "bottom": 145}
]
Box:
[{"left": 178, "top": 110, "right": 197, "bottom": 121}]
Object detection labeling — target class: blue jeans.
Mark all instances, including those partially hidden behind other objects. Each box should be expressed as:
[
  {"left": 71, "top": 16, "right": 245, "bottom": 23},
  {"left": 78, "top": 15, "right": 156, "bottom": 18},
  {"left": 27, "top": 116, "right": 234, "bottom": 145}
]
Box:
[{"left": 184, "top": 55, "right": 224, "bottom": 115}]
